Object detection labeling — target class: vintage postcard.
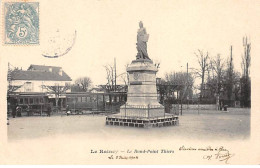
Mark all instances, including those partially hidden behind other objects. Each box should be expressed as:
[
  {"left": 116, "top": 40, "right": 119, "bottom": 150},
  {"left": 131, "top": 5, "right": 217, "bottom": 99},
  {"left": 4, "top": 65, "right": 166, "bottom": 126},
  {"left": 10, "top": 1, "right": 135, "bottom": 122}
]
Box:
[{"left": 0, "top": 0, "right": 259, "bottom": 165}]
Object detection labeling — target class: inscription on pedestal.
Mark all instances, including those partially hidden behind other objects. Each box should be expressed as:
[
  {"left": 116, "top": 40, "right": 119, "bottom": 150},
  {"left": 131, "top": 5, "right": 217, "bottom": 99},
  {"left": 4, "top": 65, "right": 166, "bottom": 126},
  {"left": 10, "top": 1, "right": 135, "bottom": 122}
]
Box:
[{"left": 130, "top": 81, "right": 142, "bottom": 85}]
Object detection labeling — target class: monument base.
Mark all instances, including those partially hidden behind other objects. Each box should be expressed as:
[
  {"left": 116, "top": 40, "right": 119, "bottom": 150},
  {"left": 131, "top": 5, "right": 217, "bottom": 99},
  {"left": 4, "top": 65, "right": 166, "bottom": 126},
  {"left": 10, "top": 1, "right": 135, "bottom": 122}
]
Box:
[
  {"left": 119, "top": 104, "right": 165, "bottom": 118},
  {"left": 106, "top": 114, "right": 179, "bottom": 128}
]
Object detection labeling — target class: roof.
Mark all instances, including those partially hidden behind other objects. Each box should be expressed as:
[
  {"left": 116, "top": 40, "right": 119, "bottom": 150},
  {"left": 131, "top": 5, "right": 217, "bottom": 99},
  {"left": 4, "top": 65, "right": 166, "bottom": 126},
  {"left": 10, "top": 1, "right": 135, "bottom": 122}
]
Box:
[
  {"left": 11, "top": 65, "right": 72, "bottom": 81},
  {"left": 89, "top": 87, "right": 104, "bottom": 93},
  {"left": 28, "top": 64, "right": 62, "bottom": 73}
]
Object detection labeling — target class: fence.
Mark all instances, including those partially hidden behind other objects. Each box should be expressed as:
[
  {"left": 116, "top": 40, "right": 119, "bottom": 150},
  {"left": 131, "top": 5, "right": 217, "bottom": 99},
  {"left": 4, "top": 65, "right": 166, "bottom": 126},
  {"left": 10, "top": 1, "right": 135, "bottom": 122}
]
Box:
[
  {"left": 111, "top": 104, "right": 179, "bottom": 119},
  {"left": 181, "top": 104, "right": 217, "bottom": 110}
]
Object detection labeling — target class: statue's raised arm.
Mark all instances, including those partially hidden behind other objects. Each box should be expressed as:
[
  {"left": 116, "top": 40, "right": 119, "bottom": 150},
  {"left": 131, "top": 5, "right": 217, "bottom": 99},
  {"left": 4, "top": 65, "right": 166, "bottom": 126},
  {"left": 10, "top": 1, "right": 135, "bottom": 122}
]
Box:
[{"left": 136, "top": 21, "right": 150, "bottom": 60}]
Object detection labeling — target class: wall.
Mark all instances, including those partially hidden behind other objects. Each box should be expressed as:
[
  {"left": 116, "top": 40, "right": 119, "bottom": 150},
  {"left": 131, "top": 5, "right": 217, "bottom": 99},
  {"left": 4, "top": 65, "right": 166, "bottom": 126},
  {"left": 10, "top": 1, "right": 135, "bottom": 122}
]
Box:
[{"left": 10, "top": 80, "right": 71, "bottom": 93}]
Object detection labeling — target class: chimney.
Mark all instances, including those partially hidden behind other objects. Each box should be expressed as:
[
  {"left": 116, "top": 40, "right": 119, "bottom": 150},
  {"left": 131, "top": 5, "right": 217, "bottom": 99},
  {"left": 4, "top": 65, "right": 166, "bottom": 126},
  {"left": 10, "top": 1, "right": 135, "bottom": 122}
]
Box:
[{"left": 59, "top": 68, "right": 63, "bottom": 76}]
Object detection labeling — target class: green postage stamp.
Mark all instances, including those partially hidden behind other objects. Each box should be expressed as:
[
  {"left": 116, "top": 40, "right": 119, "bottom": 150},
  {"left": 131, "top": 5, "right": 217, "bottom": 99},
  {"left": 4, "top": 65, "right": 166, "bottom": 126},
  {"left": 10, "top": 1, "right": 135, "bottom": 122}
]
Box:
[{"left": 4, "top": 2, "right": 39, "bottom": 45}]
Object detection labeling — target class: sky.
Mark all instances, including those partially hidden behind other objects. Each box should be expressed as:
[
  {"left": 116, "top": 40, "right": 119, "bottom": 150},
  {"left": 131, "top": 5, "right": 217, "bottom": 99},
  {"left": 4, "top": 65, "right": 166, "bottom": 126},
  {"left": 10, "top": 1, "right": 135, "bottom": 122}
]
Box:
[{"left": 1, "top": 0, "right": 259, "bottom": 86}]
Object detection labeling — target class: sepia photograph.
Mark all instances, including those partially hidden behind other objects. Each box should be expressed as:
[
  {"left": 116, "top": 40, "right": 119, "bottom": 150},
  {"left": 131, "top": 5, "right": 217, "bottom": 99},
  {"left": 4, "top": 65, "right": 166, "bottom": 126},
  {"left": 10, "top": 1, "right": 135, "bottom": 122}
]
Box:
[{"left": 0, "top": 0, "right": 259, "bottom": 165}]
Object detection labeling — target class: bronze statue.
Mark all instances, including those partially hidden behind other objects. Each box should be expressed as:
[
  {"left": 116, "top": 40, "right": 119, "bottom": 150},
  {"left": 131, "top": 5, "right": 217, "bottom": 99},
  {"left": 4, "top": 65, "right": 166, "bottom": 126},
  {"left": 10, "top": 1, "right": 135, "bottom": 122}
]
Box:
[{"left": 136, "top": 21, "right": 150, "bottom": 60}]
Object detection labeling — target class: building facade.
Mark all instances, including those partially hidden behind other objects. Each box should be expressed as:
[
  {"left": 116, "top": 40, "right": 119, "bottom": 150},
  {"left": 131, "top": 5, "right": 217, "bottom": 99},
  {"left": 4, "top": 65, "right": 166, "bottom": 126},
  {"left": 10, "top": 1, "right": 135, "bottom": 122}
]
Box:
[
  {"left": 8, "top": 64, "right": 72, "bottom": 113},
  {"left": 9, "top": 64, "right": 72, "bottom": 93}
]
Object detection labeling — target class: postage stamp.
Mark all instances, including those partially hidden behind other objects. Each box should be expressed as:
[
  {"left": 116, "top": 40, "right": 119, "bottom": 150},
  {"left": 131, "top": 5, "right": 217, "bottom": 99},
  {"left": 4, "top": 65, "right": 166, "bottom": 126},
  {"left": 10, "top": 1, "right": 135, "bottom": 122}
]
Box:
[{"left": 4, "top": 2, "right": 39, "bottom": 45}]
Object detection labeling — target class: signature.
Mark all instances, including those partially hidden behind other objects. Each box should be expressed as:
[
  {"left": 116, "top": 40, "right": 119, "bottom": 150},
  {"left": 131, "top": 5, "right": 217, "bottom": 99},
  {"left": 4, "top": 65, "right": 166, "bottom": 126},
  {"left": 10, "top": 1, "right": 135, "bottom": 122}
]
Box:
[{"left": 203, "top": 146, "right": 235, "bottom": 164}]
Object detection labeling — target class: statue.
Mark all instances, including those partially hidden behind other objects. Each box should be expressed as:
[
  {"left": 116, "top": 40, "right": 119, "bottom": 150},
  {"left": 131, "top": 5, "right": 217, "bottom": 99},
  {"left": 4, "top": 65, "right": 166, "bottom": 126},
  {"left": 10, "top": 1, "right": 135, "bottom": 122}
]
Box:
[{"left": 136, "top": 21, "right": 150, "bottom": 60}]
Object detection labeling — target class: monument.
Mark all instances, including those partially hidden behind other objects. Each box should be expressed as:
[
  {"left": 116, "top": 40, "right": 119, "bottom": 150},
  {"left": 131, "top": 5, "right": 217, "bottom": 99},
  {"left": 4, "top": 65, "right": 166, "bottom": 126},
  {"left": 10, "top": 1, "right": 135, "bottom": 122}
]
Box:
[{"left": 106, "top": 21, "right": 179, "bottom": 128}]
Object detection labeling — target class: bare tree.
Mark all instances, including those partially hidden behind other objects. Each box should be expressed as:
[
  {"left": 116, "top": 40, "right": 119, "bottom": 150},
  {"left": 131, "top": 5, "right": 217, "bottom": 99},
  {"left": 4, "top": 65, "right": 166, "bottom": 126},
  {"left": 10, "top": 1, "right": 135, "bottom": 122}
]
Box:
[
  {"left": 7, "top": 65, "right": 23, "bottom": 94},
  {"left": 75, "top": 77, "right": 92, "bottom": 92},
  {"left": 210, "top": 54, "right": 225, "bottom": 95},
  {"left": 104, "top": 64, "right": 115, "bottom": 92},
  {"left": 159, "top": 70, "right": 194, "bottom": 105},
  {"left": 8, "top": 85, "right": 23, "bottom": 94},
  {"left": 225, "top": 46, "right": 235, "bottom": 104},
  {"left": 241, "top": 37, "right": 251, "bottom": 78},
  {"left": 193, "top": 50, "right": 210, "bottom": 101},
  {"left": 240, "top": 36, "right": 251, "bottom": 107},
  {"left": 119, "top": 74, "right": 127, "bottom": 87},
  {"left": 41, "top": 84, "right": 70, "bottom": 110},
  {"left": 205, "top": 53, "right": 226, "bottom": 108}
]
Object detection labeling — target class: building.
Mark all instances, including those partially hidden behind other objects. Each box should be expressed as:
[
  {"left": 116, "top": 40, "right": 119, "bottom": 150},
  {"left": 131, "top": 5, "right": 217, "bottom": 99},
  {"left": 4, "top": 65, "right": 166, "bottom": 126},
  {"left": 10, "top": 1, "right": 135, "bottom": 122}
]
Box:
[
  {"left": 8, "top": 64, "right": 72, "bottom": 112},
  {"left": 7, "top": 64, "right": 127, "bottom": 115},
  {"left": 9, "top": 64, "right": 72, "bottom": 93}
]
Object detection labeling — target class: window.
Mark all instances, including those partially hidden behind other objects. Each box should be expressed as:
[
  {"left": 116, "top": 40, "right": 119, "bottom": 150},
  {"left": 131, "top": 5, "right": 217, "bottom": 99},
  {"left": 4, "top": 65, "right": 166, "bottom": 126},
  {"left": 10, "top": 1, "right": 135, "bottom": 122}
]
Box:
[
  {"left": 67, "top": 97, "right": 73, "bottom": 102},
  {"left": 29, "top": 98, "right": 34, "bottom": 104},
  {"left": 35, "top": 98, "right": 39, "bottom": 104},
  {"left": 78, "top": 97, "right": 82, "bottom": 102},
  {"left": 19, "top": 98, "right": 24, "bottom": 104},
  {"left": 24, "top": 98, "right": 28, "bottom": 104},
  {"left": 24, "top": 82, "right": 33, "bottom": 92},
  {"left": 39, "top": 98, "right": 44, "bottom": 103},
  {"left": 105, "top": 96, "right": 109, "bottom": 103},
  {"left": 82, "top": 97, "right": 86, "bottom": 102}
]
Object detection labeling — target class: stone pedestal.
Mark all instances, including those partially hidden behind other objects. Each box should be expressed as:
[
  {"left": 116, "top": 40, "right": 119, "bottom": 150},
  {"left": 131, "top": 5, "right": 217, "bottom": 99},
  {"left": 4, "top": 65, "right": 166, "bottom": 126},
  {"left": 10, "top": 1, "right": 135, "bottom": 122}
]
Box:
[
  {"left": 106, "top": 59, "right": 178, "bottom": 128},
  {"left": 119, "top": 59, "right": 164, "bottom": 117}
]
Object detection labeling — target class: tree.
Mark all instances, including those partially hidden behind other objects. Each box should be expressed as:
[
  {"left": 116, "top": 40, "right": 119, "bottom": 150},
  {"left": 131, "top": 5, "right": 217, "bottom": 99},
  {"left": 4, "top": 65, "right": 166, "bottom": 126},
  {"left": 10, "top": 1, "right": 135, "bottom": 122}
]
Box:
[
  {"left": 41, "top": 84, "right": 70, "bottom": 110},
  {"left": 103, "top": 61, "right": 124, "bottom": 105},
  {"left": 209, "top": 54, "right": 225, "bottom": 94},
  {"left": 121, "top": 63, "right": 129, "bottom": 88},
  {"left": 74, "top": 77, "right": 92, "bottom": 92},
  {"left": 225, "top": 46, "right": 234, "bottom": 103},
  {"left": 205, "top": 54, "right": 226, "bottom": 105},
  {"left": 163, "top": 71, "right": 194, "bottom": 102},
  {"left": 7, "top": 85, "right": 23, "bottom": 94},
  {"left": 242, "top": 37, "right": 251, "bottom": 78},
  {"left": 193, "top": 50, "right": 210, "bottom": 101},
  {"left": 103, "top": 61, "right": 128, "bottom": 92},
  {"left": 104, "top": 64, "right": 115, "bottom": 92},
  {"left": 230, "top": 71, "right": 241, "bottom": 102},
  {"left": 240, "top": 76, "right": 251, "bottom": 107},
  {"left": 221, "top": 46, "right": 241, "bottom": 106},
  {"left": 7, "top": 64, "right": 23, "bottom": 94},
  {"left": 70, "top": 84, "right": 82, "bottom": 92},
  {"left": 240, "top": 36, "right": 251, "bottom": 107}
]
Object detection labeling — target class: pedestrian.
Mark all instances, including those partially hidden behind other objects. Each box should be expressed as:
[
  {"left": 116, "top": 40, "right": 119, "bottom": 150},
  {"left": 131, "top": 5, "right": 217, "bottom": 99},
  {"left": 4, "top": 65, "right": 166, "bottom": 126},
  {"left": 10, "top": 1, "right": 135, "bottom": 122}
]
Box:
[
  {"left": 26, "top": 105, "right": 30, "bottom": 116},
  {"left": 12, "top": 105, "right": 16, "bottom": 118},
  {"left": 220, "top": 101, "right": 223, "bottom": 111},
  {"left": 66, "top": 105, "right": 71, "bottom": 116},
  {"left": 46, "top": 105, "right": 51, "bottom": 117},
  {"left": 16, "top": 106, "right": 22, "bottom": 117}
]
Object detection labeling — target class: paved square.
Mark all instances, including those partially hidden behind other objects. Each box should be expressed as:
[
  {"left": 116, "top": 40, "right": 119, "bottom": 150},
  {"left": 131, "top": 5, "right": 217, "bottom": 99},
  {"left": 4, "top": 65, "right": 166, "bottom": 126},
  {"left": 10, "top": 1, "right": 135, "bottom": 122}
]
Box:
[{"left": 8, "top": 108, "right": 250, "bottom": 141}]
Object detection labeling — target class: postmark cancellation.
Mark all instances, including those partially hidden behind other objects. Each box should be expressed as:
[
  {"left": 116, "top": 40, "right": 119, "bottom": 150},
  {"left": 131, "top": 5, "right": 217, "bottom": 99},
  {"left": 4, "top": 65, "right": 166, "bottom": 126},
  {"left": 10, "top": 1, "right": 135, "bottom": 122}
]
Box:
[{"left": 3, "top": 1, "right": 39, "bottom": 45}]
